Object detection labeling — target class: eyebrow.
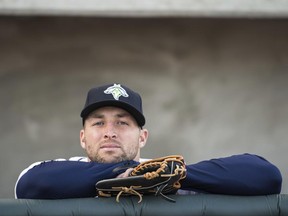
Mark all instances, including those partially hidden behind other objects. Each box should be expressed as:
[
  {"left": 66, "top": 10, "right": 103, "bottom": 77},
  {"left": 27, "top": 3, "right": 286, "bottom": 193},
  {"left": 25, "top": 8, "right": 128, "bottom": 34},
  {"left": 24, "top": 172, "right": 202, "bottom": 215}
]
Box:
[
  {"left": 89, "top": 113, "right": 104, "bottom": 119},
  {"left": 116, "top": 112, "right": 130, "bottom": 118},
  {"left": 89, "top": 112, "right": 131, "bottom": 119}
]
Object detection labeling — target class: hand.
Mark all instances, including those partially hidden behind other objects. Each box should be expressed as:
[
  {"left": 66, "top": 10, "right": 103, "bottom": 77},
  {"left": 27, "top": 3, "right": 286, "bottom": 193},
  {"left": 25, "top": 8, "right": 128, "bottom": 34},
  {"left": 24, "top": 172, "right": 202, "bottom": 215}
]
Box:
[{"left": 116, "top": 168, "right": 134, "bottom": 178}]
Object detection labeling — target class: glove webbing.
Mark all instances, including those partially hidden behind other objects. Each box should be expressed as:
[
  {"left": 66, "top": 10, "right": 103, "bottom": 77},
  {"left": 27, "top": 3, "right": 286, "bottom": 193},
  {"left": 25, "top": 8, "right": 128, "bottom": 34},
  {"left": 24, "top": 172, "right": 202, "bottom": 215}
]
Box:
[{"left": 142, "top": 162, "right": 167, "bottom": 180}]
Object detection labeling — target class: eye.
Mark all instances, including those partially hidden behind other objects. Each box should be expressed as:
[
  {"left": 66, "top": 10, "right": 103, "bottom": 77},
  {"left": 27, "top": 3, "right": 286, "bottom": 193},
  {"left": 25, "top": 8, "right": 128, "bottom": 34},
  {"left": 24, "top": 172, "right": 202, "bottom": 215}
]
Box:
[
  {"left": 117, "top": 121, "right": 129, "bottom": 126},
  {"left": 92, "top": 121, "right": 104, "bottom": 126}
]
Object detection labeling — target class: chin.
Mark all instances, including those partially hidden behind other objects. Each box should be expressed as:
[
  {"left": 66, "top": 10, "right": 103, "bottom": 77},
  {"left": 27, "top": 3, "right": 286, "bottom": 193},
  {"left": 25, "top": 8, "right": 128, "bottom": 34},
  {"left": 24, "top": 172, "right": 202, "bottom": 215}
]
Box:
[{"left": 101, "top": 155, "right": 124, "bottom": 163}]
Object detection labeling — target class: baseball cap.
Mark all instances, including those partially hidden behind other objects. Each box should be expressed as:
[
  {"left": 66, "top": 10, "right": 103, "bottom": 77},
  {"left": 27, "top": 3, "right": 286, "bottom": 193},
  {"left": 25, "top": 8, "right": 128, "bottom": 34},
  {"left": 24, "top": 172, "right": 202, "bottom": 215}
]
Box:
[{"left": 80, "top": 83, "right": 145, "bottom": 127}]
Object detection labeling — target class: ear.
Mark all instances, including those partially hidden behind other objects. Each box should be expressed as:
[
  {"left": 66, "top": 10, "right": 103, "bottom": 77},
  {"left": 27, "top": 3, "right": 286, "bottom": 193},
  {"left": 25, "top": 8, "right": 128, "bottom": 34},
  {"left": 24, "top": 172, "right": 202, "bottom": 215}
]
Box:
[
  {"left": 80, "top": 129, "right": 86, "bottom": 150},
  {"left": 139, "top": 128, "right": 148, "bottom": 149}
]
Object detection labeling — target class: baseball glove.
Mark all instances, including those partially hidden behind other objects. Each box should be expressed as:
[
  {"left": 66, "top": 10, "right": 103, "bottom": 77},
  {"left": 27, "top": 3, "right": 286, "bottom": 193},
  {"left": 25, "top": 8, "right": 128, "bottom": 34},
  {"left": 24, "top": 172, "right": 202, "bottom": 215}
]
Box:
[{"left": 95, "top": 155, "right": 186, "bottom": 203}]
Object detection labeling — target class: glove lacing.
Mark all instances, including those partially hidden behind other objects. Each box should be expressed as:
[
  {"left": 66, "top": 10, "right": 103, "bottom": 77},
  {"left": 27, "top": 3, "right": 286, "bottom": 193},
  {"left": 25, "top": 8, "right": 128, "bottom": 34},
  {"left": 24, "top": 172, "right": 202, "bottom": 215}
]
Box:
[{"left": 115, "top": 186, "right": 143, "bottom": 203}]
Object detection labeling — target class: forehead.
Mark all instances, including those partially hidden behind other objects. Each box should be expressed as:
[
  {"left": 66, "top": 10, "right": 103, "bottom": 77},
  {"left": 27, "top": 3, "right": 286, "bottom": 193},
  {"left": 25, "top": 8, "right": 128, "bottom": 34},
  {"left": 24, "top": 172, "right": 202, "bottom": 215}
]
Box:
[{"left": 87, "top": 106, "right": 133, "bottom": 118}]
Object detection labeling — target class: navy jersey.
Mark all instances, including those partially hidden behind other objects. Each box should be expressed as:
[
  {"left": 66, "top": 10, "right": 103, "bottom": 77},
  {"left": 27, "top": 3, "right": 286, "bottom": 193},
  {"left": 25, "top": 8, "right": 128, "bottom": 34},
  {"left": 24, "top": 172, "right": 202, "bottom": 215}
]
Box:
[{"left": 15, "top": 154, "right": 282, "bottom": 199}]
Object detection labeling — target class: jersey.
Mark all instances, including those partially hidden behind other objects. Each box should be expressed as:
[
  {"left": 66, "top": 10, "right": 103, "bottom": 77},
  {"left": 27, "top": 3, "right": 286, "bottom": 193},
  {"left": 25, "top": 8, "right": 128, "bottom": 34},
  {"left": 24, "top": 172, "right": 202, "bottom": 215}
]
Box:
[{"left": 15, "top": 154, "right": 282, "bottom": 199}]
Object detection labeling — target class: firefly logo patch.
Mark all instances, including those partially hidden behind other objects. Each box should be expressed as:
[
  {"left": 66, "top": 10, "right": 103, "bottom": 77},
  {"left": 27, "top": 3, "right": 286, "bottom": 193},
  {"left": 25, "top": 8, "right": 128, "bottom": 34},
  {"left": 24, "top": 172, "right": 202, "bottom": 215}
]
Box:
[{"left": 104, "top": 84, "right": 129, "bottom": 100}]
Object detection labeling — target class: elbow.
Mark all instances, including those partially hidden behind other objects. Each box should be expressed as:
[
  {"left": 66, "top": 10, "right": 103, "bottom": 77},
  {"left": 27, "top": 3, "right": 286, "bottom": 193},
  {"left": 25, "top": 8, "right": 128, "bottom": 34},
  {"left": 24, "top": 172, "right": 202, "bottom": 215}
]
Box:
[
  {"left": 16, "top": 173, "right": 50, "bottom": 199},
  {"left": 256, "top": 159, "right": 282, "bottom": 195},
  {"left": 16, "top": 180, "right": 35, "bottom": 199},
  {"left": 267, "top": 165, "right": 282, "bottom": 194},
  {"left": 15, "top": 173, "right": 31, "bottom": 199},
  {"left": 252, "top": 155, "right": 282, "bottom": 194}
]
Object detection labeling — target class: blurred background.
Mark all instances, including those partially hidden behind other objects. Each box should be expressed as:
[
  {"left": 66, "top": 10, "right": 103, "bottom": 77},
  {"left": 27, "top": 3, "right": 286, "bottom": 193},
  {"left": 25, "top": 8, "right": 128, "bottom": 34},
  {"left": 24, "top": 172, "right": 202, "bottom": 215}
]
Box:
[{"left": 0, "top": 0, "right": 288, "bottom": 198}]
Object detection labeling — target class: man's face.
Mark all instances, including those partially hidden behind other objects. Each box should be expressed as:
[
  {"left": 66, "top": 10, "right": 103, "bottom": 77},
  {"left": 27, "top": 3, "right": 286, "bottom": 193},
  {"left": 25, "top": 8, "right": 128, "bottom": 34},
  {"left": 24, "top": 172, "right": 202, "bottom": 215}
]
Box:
[{"left": 80, "top": 106, "right": 148, "bottom": 163}]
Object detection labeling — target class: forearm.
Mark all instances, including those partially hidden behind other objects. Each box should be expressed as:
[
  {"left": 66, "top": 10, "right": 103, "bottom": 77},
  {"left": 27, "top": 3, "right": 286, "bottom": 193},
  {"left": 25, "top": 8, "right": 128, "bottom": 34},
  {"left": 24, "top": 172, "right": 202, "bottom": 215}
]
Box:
[
  {"left": 181, "top": 154, "right": 282, "bottom": 195},
  {"left": 15, "top": 160, "right": 138, "bottom": 199}
]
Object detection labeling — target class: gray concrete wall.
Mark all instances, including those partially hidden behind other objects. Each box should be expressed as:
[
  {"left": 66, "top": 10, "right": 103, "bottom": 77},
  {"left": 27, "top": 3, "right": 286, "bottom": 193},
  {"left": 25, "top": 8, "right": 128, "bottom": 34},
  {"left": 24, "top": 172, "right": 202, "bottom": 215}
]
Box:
[
  {"left": 0, "top": 17, "right": 288, "bottom": 198},
  {"left": 1, "top": 0, "right": 288, "bottom": 18}
]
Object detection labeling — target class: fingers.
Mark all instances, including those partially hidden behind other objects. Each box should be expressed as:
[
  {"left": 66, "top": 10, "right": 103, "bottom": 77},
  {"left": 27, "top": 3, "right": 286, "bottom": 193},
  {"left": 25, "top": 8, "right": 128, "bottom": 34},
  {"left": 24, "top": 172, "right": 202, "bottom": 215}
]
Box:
[{"left": 116, "top": 168, "right": 134, "bottom": 178}]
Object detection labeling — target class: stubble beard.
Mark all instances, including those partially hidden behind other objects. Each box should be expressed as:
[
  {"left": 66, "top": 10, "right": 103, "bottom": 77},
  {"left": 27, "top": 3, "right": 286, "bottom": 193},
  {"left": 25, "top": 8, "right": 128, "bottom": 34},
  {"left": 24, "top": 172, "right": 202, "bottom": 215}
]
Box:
[
  {"left": 87, "top": 147, "right": 138, "bottom": 163},
  {"left": 91, "top": 152, "right": 129, "bottom": 163}
]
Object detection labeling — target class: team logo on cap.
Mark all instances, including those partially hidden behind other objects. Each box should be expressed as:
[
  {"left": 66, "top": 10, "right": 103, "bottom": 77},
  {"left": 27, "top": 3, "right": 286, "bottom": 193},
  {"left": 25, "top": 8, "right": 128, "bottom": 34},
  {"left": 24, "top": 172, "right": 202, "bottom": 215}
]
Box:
[{"left": 104, "top": 84, "right": 129, "bottom": 100}]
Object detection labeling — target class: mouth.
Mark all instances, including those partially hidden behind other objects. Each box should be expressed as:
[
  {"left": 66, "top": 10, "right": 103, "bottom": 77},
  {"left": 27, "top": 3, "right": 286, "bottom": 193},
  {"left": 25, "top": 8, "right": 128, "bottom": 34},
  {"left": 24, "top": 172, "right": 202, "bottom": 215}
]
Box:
[{"left": 100, "top": 143, "right": 121, "bottom": 149}]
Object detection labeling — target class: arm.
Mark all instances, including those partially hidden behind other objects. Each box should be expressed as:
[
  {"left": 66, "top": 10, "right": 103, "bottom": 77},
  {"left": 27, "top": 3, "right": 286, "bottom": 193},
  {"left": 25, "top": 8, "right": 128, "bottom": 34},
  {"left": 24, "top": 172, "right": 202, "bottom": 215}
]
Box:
[
  {"left": 181, "top": 153, "right": 282, "bottom": 195},
  {"left": 15, "top": 160, "right": 138, "bottom": 199}
]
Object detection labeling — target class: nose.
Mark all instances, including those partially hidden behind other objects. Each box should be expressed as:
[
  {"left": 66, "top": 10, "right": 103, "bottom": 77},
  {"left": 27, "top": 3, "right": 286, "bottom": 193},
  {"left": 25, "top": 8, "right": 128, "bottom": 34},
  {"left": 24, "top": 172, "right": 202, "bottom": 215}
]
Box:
[{"left": 104, "top": 123, "right": 117, "bottom": 139}]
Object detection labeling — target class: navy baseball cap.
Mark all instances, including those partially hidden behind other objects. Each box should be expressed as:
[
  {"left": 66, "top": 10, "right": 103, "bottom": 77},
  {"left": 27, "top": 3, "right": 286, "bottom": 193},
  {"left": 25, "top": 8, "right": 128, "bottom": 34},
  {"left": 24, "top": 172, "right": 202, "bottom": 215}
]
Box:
[{"left": 80, "top": 83, "right": 145, "bottom": 127}]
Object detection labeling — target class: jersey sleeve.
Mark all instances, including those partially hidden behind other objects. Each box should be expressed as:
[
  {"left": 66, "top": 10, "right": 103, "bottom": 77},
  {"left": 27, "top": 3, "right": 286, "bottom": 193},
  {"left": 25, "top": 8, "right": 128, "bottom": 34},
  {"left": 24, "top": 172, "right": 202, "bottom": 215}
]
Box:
[
  {"left": 15, "top": 160, "right": 138, "bottom": 199},
  {"left": 180, "top": 153, "right": 282, "bottom": 195}
]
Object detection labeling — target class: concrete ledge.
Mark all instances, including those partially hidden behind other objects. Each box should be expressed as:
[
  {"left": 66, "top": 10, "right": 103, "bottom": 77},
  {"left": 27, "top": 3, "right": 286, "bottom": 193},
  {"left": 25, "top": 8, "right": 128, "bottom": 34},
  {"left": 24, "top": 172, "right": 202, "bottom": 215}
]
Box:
[
  {"left": 1, "top": 0, "right": 288, "bottom": 18},
  {"left": 1, "top": 194, "right": 288, "bottom": 216}
]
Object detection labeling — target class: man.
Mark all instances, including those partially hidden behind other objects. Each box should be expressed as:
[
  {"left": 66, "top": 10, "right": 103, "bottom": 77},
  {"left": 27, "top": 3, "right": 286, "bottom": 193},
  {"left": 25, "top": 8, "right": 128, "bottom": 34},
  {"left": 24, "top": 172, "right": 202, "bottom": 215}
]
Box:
[{"left": 15, "top": 83, "right": 282, "bottom": 199}]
